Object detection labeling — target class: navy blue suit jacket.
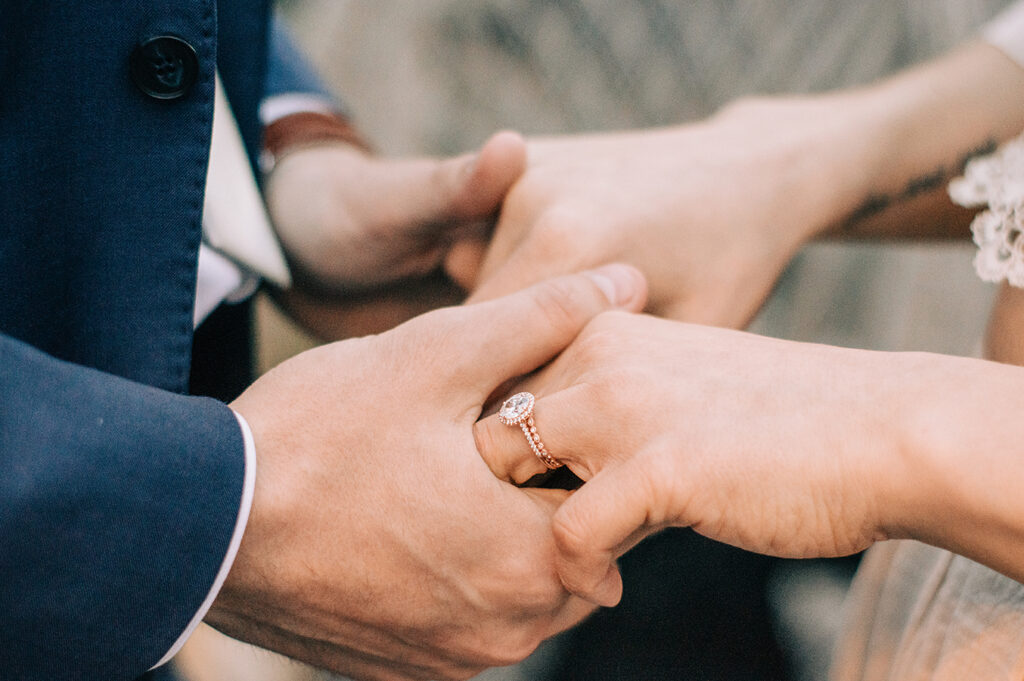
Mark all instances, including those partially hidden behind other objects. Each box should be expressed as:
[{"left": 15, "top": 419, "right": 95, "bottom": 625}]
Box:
[{"left": 0, "top": 2, "right": 328, "bottom": 678}]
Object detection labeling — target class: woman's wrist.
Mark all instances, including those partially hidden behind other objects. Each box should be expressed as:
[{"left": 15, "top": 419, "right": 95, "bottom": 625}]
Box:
[
  {"left": 825, "top": 42, "right": 1024, "bottom": 239},
  {"left": 818, "top": 347, "right": 929, "bottom": 548},
  {"left": 688, "top": 93, "right": 872, "bottom": 254},
  {"left": 814, "top": 350, "right": 1010, "bottom": 553},
  {"left": 706, "top": 91, "right": 890, "bottom": 248},
  {"left": 866, "top": 352, "right": 955, "bottom": 543},
  {"left": 886, "top": 352, "right": 1024, "bottom": 582}
]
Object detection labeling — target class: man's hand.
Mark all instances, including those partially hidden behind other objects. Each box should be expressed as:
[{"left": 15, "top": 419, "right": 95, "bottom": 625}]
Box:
[
  {"left": 265, "top": 131, "right": 527, "bottom": 338},
  {"left": 209, "top": 265, "right": 647, "bottom": 681}
]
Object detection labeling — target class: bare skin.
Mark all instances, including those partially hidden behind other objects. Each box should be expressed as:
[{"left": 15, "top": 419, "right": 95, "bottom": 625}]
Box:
[
  {"left": 474, "top": 310, "right": 1024, "bottom": 608},
  {"left": 455, "top": 43, "right": 1024, "bottom": 328},
  {"left": 265, "top": 131, "right": 527, "bottom": 339},
  {"left": 465, "top": 43, "right": 1024, "bottom": 609},
  {"left": 210, "top": 266, "right": 648, "bottom": 681}
]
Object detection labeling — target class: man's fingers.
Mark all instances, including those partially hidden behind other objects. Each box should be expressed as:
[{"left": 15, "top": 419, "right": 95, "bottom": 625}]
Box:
[
  {"left": 401, "top": 130, "right": 527, "bottom": 226},
  {"left": 443, "top": 238, "right": 489, "bottom": 291},
  {"left": 465, "top": 207, "right": 595, "bottom": 304},
  {"left": 350, "top": 130, "right": 525, "bottom": 253},
  {"left": 446, "top": 130, "right": 528, "bottom": 219},
  {"left": 465, "top": 240, "right": 574, "bottom": 304},
  {"left": 452, "top": 264, "right": 647, "bottom": 398},
  {"left": 551, "top": 461, "right": 662, "bottom": 607},
  {"left": 274, "top": 270, "right": 465, "bottom": 341}
]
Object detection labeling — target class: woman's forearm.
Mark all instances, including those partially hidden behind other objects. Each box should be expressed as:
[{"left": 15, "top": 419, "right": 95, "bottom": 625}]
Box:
[
  {"left": 816, "top": 42, "right": 1024, "bottom": 239},
  {"left": 692, "top": 41, "right": 1024, "bottom": 257}
]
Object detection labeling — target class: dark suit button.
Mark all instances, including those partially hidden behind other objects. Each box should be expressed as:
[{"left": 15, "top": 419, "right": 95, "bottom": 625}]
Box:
[{"left": 131, "top": 36, "right": 198, "bottom": 100}]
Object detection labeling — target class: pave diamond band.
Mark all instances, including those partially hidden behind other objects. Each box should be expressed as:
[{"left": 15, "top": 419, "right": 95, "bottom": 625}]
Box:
[{"left": 498, "top": 391, "right": 561, "bottom": 470}]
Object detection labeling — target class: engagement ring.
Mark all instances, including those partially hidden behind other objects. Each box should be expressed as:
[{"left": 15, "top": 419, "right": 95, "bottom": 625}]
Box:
[{"left": 498, "top": 391, "right": 561, "bottom": 469}]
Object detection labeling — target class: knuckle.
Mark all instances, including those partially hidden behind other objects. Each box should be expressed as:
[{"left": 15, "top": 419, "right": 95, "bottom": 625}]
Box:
[
  {"left": 638, "top": 450, "right": 685, "bottom": 525},
  {"left": 449, "top": 632, "right": 527, "bottom": 669},
  {"left": 484, "top": 646, "right": 530, "bottom": 669},
  {"left": 571, "top": 326, "right": 618, "bottom": 367},
  {"left": 496, "top": 547, "right": 543, "bottom": 587},
  {"left": 555, "top": 566, "right": 603, "bottom": 601},
  {"left": 551, "top": 505, "right": 590, "bottom": 559},
  {"left": 436, "top": 155, "right": 474, "bottom": 209},
  {"left": 531, "top": 208, "right": 588, "bottom": 255},
  {"left": 424, "top": 304, "right": 467, "bottom": 332},
  {"left": 573, "top": 381, "right": 606, "bottom": 410},
  {"left": 575, "top": 310, "right": 631, "bottom": 353}
]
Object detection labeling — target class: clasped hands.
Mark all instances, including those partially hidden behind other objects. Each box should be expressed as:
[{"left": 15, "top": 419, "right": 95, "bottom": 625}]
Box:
[
  {"left": 216, "top": 265, "right": 646, "bottom": 681},
  {"left": 211, "top": 103, "right": 904, "bottom": 681}
]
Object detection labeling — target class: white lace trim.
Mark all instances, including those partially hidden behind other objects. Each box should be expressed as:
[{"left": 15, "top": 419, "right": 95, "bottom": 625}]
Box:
[{"left": 949, "top": 132, "right": 1024, "bottom": 288}]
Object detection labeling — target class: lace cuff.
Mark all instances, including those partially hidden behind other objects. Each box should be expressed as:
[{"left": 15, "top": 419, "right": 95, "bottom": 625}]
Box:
[{"left": 949, "top": 131, "right": 1024, "bottom": 287}]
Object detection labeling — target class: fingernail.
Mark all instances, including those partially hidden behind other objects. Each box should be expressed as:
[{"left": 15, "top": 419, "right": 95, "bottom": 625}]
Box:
[{"left": 585, "top": 264, "right": 639, "bottom": 307}]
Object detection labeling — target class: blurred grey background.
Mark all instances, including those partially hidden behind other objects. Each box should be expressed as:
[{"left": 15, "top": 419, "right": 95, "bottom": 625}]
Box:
[
  {"left": 180, "top": 1, "right": 1016, "bottom": 680},
  {"left": 257, "top": 0, "right": 1012, "bottom": 367}
]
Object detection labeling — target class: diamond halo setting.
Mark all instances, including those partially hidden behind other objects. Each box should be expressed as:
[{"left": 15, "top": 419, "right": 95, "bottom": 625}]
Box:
[
  {"left": 497, "top": 391, "right": 561, "bottom": 469},
  {"left": 498, "top": 392, "right": 535, "bottom": 425}
]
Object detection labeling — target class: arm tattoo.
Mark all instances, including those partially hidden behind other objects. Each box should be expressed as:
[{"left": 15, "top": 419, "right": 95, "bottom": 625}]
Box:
[{"left": 843, "top": 138, "right": 997, "bottom": 230}]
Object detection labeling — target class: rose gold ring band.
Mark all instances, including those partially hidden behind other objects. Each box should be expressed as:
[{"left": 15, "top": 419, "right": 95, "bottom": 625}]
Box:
[{"left": 498, "top": 392, "right": 562, "bottom": 470}]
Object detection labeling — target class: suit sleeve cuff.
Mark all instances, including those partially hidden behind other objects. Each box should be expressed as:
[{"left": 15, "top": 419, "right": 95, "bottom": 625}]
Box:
[{"left": 150, "top": 410, "right": 257, "bottom": 669}]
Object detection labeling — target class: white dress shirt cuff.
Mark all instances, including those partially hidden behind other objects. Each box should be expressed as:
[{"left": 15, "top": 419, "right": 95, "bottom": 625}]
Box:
[
  {"left": 150, "top": 409, "right": 257, "bottom": 669},
  {"left": 193, "top": 244, "right": 260, "bottom": 328}
]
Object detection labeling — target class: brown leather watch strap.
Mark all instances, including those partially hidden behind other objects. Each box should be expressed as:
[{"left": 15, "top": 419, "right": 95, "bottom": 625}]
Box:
[{"left": 262, "top": 111, "right": 372, "bottom": 171}]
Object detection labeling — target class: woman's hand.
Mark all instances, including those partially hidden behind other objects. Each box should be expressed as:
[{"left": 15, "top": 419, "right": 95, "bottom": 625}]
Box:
[
  {"left": 474, "top": 312, "right": 915, "bottom": 606},
  {"left": 451, "top": 97, "right": 878, "bottom": 327},
  {"left": 452, "top": 44, "right": 1024, "bottom": 329}
]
